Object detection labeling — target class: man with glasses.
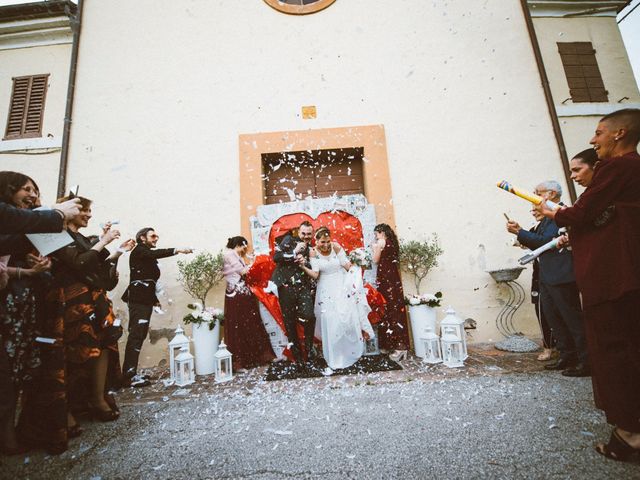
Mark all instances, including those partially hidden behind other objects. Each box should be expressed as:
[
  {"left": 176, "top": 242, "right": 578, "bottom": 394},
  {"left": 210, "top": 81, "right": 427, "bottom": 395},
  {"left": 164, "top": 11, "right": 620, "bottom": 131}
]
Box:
[
  {"left": 506, "top": 181, "right": 589, "bottom": 377},
  {"left": 121, "top": 227, "right": 192, "bottom": 387}
]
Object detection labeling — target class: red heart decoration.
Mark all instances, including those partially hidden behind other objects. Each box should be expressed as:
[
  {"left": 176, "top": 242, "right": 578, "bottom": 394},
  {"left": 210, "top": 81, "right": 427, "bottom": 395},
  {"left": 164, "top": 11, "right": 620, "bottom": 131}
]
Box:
[{"left": 268, "top": 210, "right": 364, "bottom": 254}]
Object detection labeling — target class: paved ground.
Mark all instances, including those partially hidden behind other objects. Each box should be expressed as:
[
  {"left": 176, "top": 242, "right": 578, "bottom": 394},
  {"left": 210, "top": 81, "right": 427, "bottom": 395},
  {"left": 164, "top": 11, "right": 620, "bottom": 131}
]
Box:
[{"left": 2, "top": 346, "right": 639, "bottom": 479}]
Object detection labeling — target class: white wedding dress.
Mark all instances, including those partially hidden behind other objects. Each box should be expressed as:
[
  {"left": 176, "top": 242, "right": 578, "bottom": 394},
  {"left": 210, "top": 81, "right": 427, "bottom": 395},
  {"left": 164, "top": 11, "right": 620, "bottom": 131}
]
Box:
[{"left": 311, "top": 248, "right": 375, "bottom": 370}]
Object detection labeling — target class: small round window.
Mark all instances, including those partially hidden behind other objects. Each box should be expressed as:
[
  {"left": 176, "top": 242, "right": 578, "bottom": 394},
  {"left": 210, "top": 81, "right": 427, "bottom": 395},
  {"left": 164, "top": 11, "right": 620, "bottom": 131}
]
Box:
[{"left": 263, "top": 0, "right": 336, "bottom": 15}]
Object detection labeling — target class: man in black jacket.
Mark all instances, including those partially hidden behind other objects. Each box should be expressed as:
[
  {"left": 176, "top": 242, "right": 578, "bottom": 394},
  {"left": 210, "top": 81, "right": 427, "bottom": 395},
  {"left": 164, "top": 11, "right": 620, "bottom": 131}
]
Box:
[
  {"left": 270, "top": 221, "right": 316, "bottom": 365},
  {"left": 121, "top": 227, "right": 192, "bottom": 386}
]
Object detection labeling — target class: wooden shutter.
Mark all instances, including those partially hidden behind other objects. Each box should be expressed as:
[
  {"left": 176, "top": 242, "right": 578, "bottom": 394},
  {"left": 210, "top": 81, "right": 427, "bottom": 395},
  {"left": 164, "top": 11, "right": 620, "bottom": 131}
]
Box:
[
  {"left": 4, "top": 74, "right": 49, "bottom": 140},
  {"left": 557, "top": 42, "right": 607, "bottom": 103},
  {"left": 262, "top": 147, "right": 365, "bottom": 205}
]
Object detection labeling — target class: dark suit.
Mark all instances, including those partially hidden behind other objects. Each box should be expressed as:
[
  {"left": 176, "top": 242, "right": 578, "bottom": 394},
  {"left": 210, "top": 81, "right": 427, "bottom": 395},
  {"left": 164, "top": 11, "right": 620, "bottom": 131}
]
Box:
[
  {"left": 0, "top": 202, "right": 64, "bottom": 255},
  {"left": 121, "top": 243, "right": 176, "bottom": 378},
  {"left": 0, "top": 202, "right": 63, "bottom": 234},
  {"left": 271, "top": 233, "right": 315, "bottom": 362},
  {"left": 518, "top": 217, "right": 587, "bottom": 365}
]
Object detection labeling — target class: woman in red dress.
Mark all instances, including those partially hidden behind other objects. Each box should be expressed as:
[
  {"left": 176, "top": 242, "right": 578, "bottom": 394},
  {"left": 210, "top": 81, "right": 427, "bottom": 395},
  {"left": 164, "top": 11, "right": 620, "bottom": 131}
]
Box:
[
  {"left": 223, "top": 236, "right": 274, "bottom": 370},
  {"left": 372, "top": 224, "right": 410, "bottom": 361}
]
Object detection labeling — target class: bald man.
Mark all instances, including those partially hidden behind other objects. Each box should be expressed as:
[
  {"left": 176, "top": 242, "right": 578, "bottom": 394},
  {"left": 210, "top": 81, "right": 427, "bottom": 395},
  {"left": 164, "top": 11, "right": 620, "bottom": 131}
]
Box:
[{"left": 538, "top": 108, "right": 640, "bottom": 460}]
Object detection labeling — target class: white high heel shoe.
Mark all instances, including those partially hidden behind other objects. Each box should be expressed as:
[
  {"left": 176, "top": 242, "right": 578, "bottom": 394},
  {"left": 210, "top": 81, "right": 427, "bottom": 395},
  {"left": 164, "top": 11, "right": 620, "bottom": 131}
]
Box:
[{"left": 389, "top": 350, "right": 407, "bottom": 362}]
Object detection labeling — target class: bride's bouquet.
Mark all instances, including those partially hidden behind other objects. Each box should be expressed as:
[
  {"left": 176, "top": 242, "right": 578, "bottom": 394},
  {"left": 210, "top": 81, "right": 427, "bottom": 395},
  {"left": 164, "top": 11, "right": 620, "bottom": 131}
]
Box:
[{"left": 348, "top": 247, "right": 372, "bottom": 269}]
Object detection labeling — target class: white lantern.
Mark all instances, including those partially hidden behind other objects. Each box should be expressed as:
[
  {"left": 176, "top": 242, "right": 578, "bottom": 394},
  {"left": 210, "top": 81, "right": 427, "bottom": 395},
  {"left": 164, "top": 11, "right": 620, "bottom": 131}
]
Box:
[
  {"left": 168, "top": 325, "right": 190, "bottom": 382},
  {"left": 214, "top": 340, "right": 233, "bottom": 383},
  {"left": 421, "top": 332, "right": 443, "bottom": 364},
  {"left": 174, "top": 346, "right": 195, "bottom": 387},
  {"left": 364, "top": 325, "right": 380, "bottom": 356},
  {"left": 440, "top": 307, "right": 467, "bottom": 368}
]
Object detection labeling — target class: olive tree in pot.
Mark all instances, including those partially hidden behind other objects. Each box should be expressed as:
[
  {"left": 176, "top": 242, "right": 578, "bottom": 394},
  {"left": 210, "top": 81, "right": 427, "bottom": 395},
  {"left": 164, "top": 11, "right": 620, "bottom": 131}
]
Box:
[
  {"left": 399, "top": 234, "right": 444, "bottom": 358},
  {"left": 177, "top": 251, "right": 225, "bottom": 375}
]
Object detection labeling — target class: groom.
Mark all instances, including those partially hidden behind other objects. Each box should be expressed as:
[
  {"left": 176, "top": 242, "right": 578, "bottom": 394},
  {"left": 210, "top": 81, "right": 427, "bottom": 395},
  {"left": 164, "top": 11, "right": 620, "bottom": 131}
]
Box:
[{"left": 271, "top": 221, "right": 316, "bottom": 365}]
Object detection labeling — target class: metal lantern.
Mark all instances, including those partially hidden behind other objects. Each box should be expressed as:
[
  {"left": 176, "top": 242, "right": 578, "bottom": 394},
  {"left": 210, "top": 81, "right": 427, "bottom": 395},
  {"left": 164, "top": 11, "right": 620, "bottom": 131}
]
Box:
[
  {"left": 364, "top": 325, "right": 380, "bottom": 356},
  {"left": 214, "top": 340, "right": 233, "bottom": 383},
  {"left": 421, "top": 331, "right": 443, "bottom": 364},
  {"left": 174, "top": 346, "right": 195, "bottom": 387},
  {"left": 440, "top": 306, "right": 467, "bottom": 368},
  {"left": 168, "top": 325, "right": 190, "bottom": 382}
]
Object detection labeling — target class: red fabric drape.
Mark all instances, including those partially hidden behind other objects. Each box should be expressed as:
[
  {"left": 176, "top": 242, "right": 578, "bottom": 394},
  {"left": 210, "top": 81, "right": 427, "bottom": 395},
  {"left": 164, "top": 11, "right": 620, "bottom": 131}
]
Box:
[{"left": 365, "top": 283, "right": 386, "bottom": 325}]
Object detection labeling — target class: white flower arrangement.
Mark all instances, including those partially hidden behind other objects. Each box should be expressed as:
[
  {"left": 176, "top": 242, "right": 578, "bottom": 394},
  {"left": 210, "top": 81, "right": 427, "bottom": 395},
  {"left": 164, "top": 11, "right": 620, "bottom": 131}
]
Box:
[
  {"left": 183, "top": 303, "right": 224, "bottom": 330},
  {"left": 348, "top": 247, "right": 373, "bottom": 269},
  {"left": 404, "top": 291, "right": 443, "bottom": 308}
]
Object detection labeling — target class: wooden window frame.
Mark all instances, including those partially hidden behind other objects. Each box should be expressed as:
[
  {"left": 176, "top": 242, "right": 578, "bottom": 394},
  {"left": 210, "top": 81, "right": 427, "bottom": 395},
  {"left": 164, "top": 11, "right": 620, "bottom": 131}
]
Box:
[
  {"left": 262, "top": 147, "right": 365, "bottom": 204},
  {"left": 263, "top": 0, "right": 336, "bottom": 15},
  {"left": 557, "top": 42, "right": 608, "bottom": 103},
  {"left": 3, "top": 74, "right": 49, "bottom": 140}
]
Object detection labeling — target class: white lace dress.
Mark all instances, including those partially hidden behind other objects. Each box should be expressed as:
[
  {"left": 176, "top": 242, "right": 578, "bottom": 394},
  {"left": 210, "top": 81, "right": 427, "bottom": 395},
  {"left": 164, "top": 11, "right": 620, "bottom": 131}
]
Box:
[{"left": 311, "top": 248, "right": 375, "bottom": 370}]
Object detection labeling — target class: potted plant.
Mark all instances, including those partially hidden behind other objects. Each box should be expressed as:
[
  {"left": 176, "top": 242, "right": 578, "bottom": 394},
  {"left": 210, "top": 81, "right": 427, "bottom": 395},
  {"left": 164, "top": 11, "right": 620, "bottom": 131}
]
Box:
[
  {"left": 399, "top": 234, "right": 444, "bottom": 359},
  {"left": 177, "top": 251, "right": 225, "bottom": 375}
]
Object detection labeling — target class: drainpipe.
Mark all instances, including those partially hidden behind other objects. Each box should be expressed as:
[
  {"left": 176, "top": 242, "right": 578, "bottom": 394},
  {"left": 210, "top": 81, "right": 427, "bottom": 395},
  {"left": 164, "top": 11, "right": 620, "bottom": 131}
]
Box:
[
  {"left": 57, "top": 0, "right": 83, "bottom": 198},
  {"left": 519, "top": 0, "right": 577, "bottom": 203}
]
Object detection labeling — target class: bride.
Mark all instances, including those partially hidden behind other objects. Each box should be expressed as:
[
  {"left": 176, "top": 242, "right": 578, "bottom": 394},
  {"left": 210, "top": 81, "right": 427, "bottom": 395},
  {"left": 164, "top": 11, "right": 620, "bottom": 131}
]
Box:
[{"left": 300, "top": 227, "right": 374, "bottom": 371}]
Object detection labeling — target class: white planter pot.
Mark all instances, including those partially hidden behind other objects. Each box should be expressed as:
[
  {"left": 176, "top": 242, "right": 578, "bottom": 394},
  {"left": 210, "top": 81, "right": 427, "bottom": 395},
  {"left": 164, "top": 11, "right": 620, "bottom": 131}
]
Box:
[
  {"left": 191, "top": 322, "right": 220, "bottom": 376},
  {"left": 408, "top": 304, "right": 437, "bottom": 358}
]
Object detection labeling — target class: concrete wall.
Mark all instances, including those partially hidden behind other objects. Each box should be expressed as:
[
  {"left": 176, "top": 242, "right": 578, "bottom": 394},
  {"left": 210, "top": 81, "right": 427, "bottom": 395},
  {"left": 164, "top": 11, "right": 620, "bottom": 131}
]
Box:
[
  {"left": 0, "top": 43, "right": 71, "bottom": 203},
  {"left": 65, "top": 0, "right": 579, "bottom": 366}
]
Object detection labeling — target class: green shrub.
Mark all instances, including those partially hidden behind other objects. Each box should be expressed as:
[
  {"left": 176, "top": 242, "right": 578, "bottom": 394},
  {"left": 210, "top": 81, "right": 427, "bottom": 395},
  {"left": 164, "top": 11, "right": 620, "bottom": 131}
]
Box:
[
  {"left": 399, "top": 234, "right": 443, "bottom": 294},
  {"left": 177, "top": 251, "right": 225, "bottom": 308}
]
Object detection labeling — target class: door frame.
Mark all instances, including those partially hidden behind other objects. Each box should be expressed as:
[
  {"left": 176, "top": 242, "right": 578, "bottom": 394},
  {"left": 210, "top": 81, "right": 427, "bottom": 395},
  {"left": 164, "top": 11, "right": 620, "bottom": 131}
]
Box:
[{"left": 238, "top": 124, "right": 396, "bottom": 244}]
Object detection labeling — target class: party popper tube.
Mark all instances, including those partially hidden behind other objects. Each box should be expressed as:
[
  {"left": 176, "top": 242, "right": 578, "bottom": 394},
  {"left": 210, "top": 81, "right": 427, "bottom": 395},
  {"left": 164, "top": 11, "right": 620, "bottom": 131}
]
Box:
[{"left": 497, "top": 181, "right": 560, "bottom": 210}]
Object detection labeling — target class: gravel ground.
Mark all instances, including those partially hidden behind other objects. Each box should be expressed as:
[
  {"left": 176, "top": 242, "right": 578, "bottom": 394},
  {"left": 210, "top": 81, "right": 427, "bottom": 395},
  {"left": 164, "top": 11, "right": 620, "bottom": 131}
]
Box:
[{"left": 2, "top": 366, "right": 639, "bottom": 480}]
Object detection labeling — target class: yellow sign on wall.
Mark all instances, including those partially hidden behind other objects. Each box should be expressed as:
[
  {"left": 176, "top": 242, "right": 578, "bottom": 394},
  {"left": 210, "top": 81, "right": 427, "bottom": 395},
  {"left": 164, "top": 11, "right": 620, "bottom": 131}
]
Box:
[{"left": 302, "top": 105, "right": 317, "bottom": 119}]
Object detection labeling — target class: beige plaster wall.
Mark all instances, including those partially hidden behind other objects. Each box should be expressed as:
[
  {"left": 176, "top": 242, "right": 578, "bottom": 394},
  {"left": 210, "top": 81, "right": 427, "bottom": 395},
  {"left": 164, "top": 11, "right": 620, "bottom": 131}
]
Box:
[
  {"left": 65, "top": 0, "right": 577, "bottom": 367},
  {"left": 0, "top": 43, "right": 71, "bottom": 203}
]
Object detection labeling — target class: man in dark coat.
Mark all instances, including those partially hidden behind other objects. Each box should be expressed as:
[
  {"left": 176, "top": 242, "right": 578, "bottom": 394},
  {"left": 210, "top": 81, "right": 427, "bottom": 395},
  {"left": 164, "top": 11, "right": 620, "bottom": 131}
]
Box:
[
  {"left": 538, "top": 108, "right": 640, "bottom": 460},
  {"left": 0, "top": 197, "right": 81, "bottom": 234},
  {"left": 270, "top": 221, "right": 315, "bottom": 365},
  {"left": 0, "top": 197, "right": 81, "bottom": 254},
  {"left": 121, "top": 227, "right": 191, "bottom": 386},
  {"left": 508, "top": 181, "right": 588, "bottom": 376}
]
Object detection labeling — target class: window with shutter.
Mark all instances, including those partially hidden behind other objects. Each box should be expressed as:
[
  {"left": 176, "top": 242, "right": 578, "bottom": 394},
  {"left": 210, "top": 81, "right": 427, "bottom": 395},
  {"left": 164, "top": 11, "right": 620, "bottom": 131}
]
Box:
[
  {"left": 557, "top": 42, "right": 608, "bottom": 103},
  {"left": 4, "top": 74, "right": 49, "bottom": 140},
  {"left": 262, "top": 147, "right": 364, "bottom": 204}
]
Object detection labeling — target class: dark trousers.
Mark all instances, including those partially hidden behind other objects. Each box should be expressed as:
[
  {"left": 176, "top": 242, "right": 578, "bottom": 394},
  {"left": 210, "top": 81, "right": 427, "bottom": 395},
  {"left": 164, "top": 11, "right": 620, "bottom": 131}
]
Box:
[
  {"left": 539, "top": 281, "right": 588, "bottom": 365},
  {"left": 122, "top": 303, "right": 154, "bottom": 378},
  {"left": 533, "top": 296, "right": 554, "bottom": 349},
  {"left": 0, "top": 343, "right": 14, "bottom": 427},
  {"left": 584, "top": 290, "right": 640, "bottom": 432},
  {"left": 278, "top": 283, "right": 315, "bottom": 362}
]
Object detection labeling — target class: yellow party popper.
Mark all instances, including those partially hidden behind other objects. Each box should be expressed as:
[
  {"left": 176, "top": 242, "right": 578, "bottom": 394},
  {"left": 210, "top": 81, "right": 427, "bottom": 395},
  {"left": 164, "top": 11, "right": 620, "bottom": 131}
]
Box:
[{"left": 496, "top": 181, "right": 560, "bottom": 210}]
